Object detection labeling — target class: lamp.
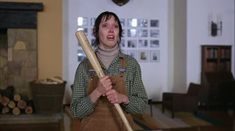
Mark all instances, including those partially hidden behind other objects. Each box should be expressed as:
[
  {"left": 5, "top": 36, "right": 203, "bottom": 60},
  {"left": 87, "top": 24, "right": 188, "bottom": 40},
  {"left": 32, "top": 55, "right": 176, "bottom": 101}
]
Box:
[{"left": 209, "top": 14, "right": 222, "bottom": 37}]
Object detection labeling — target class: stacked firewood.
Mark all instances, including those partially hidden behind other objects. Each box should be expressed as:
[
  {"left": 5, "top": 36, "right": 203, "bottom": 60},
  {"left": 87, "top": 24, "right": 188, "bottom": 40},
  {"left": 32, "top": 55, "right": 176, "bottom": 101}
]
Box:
[
  {"left": 0, "top": 86, "right": 34, "bottom": 115},
  {"left": 35, "top": 76, "right": 65, "bottom": 85}
]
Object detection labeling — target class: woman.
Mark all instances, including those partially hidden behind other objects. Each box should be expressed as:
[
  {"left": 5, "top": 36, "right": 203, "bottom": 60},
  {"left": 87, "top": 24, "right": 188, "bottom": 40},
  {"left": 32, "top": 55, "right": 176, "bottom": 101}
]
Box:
[{"left": 71, "top": 11, "right": 148, "bottom": 131}]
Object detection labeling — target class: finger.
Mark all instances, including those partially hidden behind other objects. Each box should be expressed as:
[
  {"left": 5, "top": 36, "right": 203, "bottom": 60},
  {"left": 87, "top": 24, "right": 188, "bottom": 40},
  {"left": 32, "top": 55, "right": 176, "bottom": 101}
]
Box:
[
  {"left": 103, "top": 76, "right": 111, "bottom": 81},
  {"left": 106, "top": 85, "right": 113, "bottom": 91},
  {"left": 106, "top": 89, "right": 115, "bottom": 96},
  {"left": 107, "top": 96, "right": 115, "bottom": 104}
]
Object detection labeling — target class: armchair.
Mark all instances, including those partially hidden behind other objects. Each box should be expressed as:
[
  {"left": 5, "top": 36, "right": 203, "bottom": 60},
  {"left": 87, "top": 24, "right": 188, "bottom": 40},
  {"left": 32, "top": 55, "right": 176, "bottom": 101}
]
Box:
[{"left": 162, "top": 83, "right": 201, "bottom": 118}]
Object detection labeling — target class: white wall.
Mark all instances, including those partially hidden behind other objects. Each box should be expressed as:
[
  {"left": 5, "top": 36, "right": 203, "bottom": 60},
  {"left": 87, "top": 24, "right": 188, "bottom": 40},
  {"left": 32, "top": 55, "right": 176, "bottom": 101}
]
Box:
[
  {"left": 63, "top": 0, "right": 169, "bottom": 101},
  {"left": 187, "top": 0, "right": 235, "bottom": 84}
]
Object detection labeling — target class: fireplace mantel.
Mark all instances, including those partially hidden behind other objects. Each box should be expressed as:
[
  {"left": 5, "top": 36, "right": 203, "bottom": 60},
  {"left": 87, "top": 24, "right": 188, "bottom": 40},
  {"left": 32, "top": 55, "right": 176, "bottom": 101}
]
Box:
[
  {"left": 0, "top": 2, "right": 44, "bottom": 97},
  {"left": 0, "top": 2, "right": 43, "bottom": 28},
  {"left": 0, "top": 2, "right": 43, "bottom": 11}
]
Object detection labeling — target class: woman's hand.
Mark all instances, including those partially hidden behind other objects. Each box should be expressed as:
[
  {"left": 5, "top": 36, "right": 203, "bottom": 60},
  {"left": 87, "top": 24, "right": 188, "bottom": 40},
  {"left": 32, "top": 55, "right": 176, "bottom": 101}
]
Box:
[
  {"left": 96, "top": 76, "right": 113, "bottom": 95},
  {"left": 106, "top": 89, "right": 129, "bottom": 104},
  {"left": 90, "top": 76, "right": 112, "bottom": 103}
]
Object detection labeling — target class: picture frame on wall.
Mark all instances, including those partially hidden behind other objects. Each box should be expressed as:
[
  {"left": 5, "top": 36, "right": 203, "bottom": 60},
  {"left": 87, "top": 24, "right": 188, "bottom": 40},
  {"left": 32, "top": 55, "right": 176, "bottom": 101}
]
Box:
[
  {"left": 150, "top": 29, "right": 160, "bottom": 38},
  {"left": 90, "top": 17, "right": 96, "bottom": 26},
  {"left": 150, "top": 39, "right": 159, "bottom": 48},
  {"left": 83, "top": 28, "right": 88, "bottom": 35},
  {"left": 120, "top": 39, "right": 125, "bottom": 48},
  {"left": 90, "top": 38, "right": 96, "bottom": 47},
  {"left": 120, "top": 18, "right": 126, "bottom": 27},
  {"left": 138, "top": 29, "right": 148, "bottom": 37},
  {"left": 138, "top": 19, "right": 148, "bottom": 27},
  {"left": 127, "top": 50, "right": 137, "bottom": 59},
  {"left": 150, "top": 50, "right": 160, "bottom": 62},
  {"left": 77, "top": 17, "right": 88, "bottom": 27},
  {"left": 127, "top": 28, "right": 137, "bottom": 37},
  {"left": 127, "top": 18, "right": 138, "bottom": 27},
  {"left": 127, "top": 39, "right": 137, "bottom": 48},
  {"left": 122, "top": 29, "right": 126, "bottom": 37},
  {"left": 138, "top": 50, "right": 149, "bottom": 62},
  {"left": 138, "top": 39, "right": 148, "bottom": 48},
  {"left": 150, "top": 19, "right": 159, "bottom": 28},
  {"left": 77, "top": 49, "right": 86, "bottom": 62}
]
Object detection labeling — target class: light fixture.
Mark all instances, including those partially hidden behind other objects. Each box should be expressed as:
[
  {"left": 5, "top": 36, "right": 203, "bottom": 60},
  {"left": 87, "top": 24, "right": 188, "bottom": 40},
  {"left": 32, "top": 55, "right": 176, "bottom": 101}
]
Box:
[
  {"left": 208, "top": 14, "right": 222, "bottom": 37},
  {"left": 112, "top": 0, "right": 129, "bottom": 6}
]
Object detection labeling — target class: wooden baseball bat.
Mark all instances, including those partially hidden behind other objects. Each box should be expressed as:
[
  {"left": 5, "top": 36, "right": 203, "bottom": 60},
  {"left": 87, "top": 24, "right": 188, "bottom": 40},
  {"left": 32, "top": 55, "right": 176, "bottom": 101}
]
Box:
[{"left": 75, "top": 31, "right": 133, "bottom": 131}]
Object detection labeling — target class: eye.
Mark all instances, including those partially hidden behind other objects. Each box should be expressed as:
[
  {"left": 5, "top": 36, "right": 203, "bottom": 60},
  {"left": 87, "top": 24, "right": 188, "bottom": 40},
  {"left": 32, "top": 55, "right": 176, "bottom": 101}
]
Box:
[
  {"left": 114, "top": 24, "right": 119, "bottom": 28},
  {"left": 101, "top": 23, "right": 108, "bottom": 28}
]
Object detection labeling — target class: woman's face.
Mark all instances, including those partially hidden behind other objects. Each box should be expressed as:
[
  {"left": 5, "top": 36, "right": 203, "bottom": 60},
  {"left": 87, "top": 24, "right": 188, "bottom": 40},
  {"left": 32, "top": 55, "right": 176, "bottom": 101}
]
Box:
[{"left": 98, "top": 16, "right": 120, "bottom": 49}]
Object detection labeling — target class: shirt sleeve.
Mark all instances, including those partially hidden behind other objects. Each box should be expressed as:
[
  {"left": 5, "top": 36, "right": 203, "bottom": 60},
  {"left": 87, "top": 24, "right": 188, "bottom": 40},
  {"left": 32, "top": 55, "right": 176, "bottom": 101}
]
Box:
[
  {"left": 70, "top": 60, "right": 95, "bottom": 118},
  {"left": 122, "top": 58, "right": 148, "bottom": 114}
]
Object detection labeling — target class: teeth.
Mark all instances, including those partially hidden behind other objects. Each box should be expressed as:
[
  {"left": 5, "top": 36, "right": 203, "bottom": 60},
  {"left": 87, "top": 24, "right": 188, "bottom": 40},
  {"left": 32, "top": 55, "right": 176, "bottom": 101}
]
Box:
[{"left": 107, "top": 35, "right": 114, "bottom": 39}]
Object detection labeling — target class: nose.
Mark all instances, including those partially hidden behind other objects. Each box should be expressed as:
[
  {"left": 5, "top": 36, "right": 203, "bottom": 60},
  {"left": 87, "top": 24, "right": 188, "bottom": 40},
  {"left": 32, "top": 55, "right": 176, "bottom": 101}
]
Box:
[
  {"left": 109, "top": 28, "right": 114, "bottom": 33},
  {"left": 108, "top": 26, "right": 115, "bottom": 33}
]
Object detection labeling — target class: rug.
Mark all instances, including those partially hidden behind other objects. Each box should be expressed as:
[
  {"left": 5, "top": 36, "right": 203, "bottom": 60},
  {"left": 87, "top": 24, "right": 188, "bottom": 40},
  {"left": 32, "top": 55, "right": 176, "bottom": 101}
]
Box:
[{"left": 132, "top": 104, "right": 212, "bottom": 130}]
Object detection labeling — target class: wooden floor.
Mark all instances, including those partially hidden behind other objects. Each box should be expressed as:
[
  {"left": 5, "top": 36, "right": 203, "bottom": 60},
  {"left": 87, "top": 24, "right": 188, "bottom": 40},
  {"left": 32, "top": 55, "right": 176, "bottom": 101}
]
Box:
[
  {"left": 0, "top": 105, "right": 234, "bottom": 131},
  {"left": 162, "top": 125, "right": 233, "bottom": 131},
  {"left": 154, "top": 105, "right": 235, "bottom": 131},
  {"left": 0, "top": 113, "right": 64, "bottom": 131},
  {"left": 63, "top": 104, "right": 234, "bottom": 131}
]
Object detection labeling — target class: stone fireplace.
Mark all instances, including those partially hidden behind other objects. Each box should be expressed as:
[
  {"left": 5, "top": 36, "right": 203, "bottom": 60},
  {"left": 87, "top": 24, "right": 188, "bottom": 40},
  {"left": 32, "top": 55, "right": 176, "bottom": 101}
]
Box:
[{"left": 0, "top": 2, "right": 43, "bottom": 97}]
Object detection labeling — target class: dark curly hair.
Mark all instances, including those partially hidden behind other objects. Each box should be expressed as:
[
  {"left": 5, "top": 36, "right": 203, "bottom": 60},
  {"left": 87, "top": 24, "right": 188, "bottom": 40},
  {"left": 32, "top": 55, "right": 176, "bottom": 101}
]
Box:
[{"left": 92, "top": 11, "right": 123, "bottom": 47}]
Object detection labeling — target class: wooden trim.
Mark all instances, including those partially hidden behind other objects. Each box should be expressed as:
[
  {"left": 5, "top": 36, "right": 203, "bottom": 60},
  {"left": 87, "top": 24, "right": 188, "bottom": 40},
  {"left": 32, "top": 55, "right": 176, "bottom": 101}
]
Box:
[
  {"left": 0, "top": 2, "right": 43, "bottom": 11},
  {"left": 0, "top": 2, "right": 43, "bottom": 28}
]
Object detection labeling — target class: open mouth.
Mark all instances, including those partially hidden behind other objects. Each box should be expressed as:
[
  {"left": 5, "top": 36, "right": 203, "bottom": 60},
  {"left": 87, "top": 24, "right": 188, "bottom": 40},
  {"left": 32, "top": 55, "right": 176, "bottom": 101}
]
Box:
[{"left": 107, "top": 35, "right": 115, "bottom": 40}]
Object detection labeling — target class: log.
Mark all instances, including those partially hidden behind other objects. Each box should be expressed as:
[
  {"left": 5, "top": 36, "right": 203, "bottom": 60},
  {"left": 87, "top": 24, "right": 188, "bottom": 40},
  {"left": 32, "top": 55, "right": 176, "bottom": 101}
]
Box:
[
  {"left": 1, "top": 96, "right": 10, "bottom": 106},
  {"left": 25, "top": 106, "right": 33, "bottom": 114},
  {"left": 13, "top": 94, "right": 21, "bottom": 102},
  {"left": 12, "top": 107, "right": 21, "bottom": 115},
  {"left": 8, "top": 100, "right": 16, "bottom": 109},
  {"left": 25, "top": 100, "right": 34, "bottom": 114},
  {"left": 2, "top": 106, "right": 10, "bottom": 114},
  {"left": 17, "top": 99, "right": 27, "bottom": 109},
  {"left": 48, "top": 76, "right": 64, "bottom": 84}
]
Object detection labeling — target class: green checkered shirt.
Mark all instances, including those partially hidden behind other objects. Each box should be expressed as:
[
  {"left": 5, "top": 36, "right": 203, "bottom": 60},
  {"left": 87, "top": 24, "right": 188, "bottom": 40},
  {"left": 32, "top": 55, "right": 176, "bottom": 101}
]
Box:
[{"left": 71, "top": 52, "right": 148, "bottom": 118}]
